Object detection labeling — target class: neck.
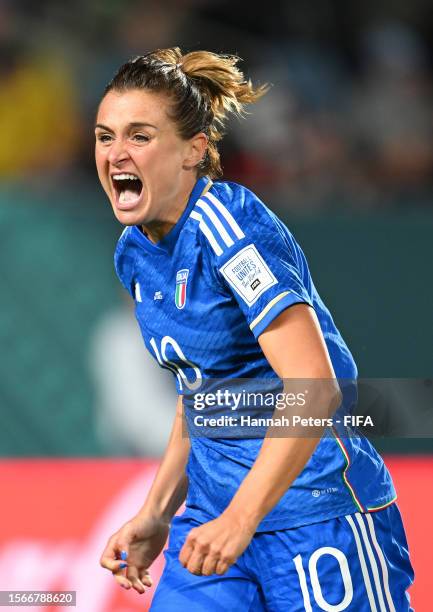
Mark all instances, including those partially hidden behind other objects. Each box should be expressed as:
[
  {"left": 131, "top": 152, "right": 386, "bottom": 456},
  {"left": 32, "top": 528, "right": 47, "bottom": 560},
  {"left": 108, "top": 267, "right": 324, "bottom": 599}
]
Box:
[
  {"left": 143, "top": 219, "right": 176, "bottom": 244},
  {"left": 142, "top": 174, "right": 199, "bottom": 243}
]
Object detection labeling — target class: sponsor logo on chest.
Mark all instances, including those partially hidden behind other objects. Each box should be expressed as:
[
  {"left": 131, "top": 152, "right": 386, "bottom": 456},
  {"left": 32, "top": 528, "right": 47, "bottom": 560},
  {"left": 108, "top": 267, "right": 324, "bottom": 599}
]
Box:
[{"left": 175, "top": 268, "right": 189, "bottom": 309}]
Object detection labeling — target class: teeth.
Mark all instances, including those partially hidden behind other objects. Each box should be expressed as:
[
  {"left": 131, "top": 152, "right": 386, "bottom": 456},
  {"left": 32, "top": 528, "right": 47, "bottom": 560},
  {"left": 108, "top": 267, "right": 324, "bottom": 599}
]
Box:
[{"left": 112, "top": 173, "right": 140, "bottom": 180}]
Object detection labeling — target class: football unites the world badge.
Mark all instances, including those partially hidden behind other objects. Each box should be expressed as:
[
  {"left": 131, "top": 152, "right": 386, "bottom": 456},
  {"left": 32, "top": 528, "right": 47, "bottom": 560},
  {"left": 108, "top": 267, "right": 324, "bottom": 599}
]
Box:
[{"left": 175, "top": 269, "right": 189, "bottom": 309}]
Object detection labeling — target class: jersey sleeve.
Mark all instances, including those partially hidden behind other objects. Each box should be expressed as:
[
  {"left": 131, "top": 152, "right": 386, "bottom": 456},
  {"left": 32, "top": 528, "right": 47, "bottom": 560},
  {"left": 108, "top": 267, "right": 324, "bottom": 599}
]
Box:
[{"left": 203, "top": 187, "right": 313, "bottom": 338}]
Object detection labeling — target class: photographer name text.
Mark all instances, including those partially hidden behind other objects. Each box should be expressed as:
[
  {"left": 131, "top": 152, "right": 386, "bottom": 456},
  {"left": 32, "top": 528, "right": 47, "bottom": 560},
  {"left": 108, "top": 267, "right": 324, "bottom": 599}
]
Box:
[{"left": 193, "top": 415, "right": 374, "bottom": 428}]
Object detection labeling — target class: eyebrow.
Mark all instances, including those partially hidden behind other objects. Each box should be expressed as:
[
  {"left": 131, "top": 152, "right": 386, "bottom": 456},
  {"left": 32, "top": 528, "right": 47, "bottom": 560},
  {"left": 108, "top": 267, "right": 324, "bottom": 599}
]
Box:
[{"left": 95, "top": 122, "right": 158, "bottom": 131}]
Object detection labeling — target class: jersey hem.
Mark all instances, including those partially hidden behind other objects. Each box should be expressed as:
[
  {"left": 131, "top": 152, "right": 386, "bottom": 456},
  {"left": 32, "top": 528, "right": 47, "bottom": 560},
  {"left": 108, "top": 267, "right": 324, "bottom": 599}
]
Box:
[
  {"left": 367, "top": 495, "right": 398, "bottom": 512},
  {"left": 181, "top": 498, "right": 397, "bottom": 532}
]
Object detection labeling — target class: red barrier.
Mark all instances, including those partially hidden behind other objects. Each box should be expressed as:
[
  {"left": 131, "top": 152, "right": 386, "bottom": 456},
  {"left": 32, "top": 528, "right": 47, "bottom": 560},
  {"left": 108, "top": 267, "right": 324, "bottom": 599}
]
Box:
[
  {"left": 0, "top": 456, "right": 430, "bottom": 611},
  {"left": 384, "top": 456, "right": 432, "bottom": 611}
]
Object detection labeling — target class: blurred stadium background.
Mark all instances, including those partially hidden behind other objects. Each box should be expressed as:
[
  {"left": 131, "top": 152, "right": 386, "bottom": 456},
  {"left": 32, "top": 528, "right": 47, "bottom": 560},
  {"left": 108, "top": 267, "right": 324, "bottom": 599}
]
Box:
[{"left": 0, "top": 0, "right": 432, "bottom": 610}]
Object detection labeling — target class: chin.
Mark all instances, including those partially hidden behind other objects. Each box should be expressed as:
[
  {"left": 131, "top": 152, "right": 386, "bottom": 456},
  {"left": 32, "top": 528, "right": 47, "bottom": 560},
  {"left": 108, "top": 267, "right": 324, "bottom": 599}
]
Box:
[{"left": 112, "top": 206, "right": 146, "bottom": 227}]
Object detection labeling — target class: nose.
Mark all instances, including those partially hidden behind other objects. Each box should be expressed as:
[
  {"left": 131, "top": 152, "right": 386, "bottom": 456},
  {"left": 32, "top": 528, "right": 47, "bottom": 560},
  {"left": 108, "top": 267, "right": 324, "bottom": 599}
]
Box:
[{"left": 107, "top": 139, "right": 130, "bottom": 166}]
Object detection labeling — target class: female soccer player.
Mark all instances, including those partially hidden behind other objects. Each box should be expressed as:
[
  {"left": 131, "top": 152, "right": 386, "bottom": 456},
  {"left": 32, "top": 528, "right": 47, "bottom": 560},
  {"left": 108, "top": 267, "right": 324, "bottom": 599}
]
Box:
[{"left": 97, "top": 48, "right": 414, "bottom": 610}]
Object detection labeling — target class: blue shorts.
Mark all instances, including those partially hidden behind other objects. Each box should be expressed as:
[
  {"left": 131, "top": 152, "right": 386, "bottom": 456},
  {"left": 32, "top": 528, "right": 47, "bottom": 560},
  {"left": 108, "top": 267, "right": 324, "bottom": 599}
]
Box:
[{"left": 150, "top": 503, "right": 414, "bottom": 611}]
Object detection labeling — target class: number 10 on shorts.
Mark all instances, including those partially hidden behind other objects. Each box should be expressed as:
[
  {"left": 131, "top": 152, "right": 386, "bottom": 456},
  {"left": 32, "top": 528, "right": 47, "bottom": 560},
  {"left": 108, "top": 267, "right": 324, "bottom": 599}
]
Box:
[{"left": 294, "top": 547, "right": 353, "bottom": 611}]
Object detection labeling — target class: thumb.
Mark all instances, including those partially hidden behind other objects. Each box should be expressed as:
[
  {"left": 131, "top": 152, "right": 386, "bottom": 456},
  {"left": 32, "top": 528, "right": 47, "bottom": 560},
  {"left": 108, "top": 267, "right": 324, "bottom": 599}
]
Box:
[{"left": 100, "top": 543, "right": 129, "bottom": 572}]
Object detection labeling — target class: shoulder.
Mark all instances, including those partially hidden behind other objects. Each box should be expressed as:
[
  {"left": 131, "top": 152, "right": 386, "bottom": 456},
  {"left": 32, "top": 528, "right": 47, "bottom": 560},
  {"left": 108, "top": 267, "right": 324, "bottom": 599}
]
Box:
[
  {"left": 192, "top": 180, "right": 296, "bottom": 261},
  {"left": 211, "top": 180, "right": 274, "bottom": 223},
  {"left": 114, "top": 226, "right": 135, "bottom": 265},
  {"left": 212, "top": 181, "right": 297, "bottom": 243},
  {"left": 115, "top": 225, "right": 133, "bottom": 249},
  {"left": 114, "top": 226, "right": 139, "bottom": 296}
]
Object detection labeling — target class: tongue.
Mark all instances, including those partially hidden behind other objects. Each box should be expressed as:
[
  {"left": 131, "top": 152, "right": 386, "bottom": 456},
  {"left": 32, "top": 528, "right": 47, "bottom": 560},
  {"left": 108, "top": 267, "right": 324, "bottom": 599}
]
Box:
[{"left": 119, "top": 189, "right": 139, "bottom": 203}]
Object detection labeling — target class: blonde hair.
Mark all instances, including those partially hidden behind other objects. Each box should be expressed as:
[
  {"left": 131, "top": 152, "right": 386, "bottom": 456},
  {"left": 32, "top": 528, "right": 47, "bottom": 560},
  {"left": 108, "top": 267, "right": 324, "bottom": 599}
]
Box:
[{"left": 104, "top": 47, "right": 268, "bottom": 178}]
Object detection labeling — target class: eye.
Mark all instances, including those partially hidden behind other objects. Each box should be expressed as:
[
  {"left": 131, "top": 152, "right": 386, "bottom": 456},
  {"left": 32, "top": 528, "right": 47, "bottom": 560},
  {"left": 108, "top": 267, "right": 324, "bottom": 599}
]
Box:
[
  {"left": 132, "top": 133, "right": 150, "bottom": 143},
  {"left": 96, "top": 133, "right": 113, "bottom": 143}
]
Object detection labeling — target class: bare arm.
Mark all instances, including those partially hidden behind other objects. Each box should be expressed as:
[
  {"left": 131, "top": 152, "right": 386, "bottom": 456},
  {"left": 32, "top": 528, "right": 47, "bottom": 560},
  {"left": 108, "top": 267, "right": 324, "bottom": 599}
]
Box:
[
  {"left": 180, "top": 304, "right": 341, "bottom": 575},
  {"left": 138, "top": 394, "right": 190, "bottom": 523},
  {"left": 224, "top": 303, "right": 341, "bottom": 529},
  {"left": 100, "top": 395, "right": 190, "bottom": 592}
]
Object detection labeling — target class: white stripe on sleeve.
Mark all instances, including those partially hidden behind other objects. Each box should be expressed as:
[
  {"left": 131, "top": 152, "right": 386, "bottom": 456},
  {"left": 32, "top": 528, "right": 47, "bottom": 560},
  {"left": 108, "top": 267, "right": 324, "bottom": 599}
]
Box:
[
  {"left": 190, "top": 210, "right": 223, "bottom": 256},
  {"left": 196, "top": 199, "right": 235, "bottom": 247},
  {"left": 204, "top": 192, "right": 245, "bottom": 239}
]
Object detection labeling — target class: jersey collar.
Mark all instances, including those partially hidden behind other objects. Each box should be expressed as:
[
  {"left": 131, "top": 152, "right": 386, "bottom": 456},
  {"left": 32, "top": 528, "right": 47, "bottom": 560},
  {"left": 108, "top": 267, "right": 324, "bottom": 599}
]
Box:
[{"left": 131, "top": 176, "right": 212, "bottom": 254}]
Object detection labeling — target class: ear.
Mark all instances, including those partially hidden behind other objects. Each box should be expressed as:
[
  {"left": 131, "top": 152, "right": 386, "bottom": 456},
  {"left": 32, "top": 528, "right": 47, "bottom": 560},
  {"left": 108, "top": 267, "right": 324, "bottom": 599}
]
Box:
[{"left": 182, "top": 132, "right": 208, "bottom": 170}]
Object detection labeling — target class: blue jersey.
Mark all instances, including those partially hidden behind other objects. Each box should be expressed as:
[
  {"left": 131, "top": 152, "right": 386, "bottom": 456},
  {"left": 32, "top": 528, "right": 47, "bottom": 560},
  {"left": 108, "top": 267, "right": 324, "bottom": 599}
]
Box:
[{"left": 114, "top": 176, "right": 396, "bottom": 530}]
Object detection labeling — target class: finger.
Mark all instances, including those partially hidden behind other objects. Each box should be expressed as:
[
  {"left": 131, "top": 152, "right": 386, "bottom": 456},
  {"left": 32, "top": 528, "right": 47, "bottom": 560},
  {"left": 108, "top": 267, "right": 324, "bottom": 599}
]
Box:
[
  {"left": 186, "top": 551, "right": 205, "bottom": 575},
  {"left": 113, "top": 572, "right": 133, "bottom": 590},
  {"left": 111, "top": 556, "right": 133, "bottom": 590},
  {"left": 100, "top": 557, "right": 129, "bottom": 573},
  {"left": 215, "top": 559, "right": 230, "bottom": 575},
  {"left": 126, "top": 566, "right": 146, "bottom": 594},
  {"left": 201, "top": 553, "right": 219, "bottom": 576},
  {"left": 139, "top": 569, "right": 153, "bottom": 588},
  {"left": 179, "top": 537, "right": 195, "bottom": 567},
  {"left": 100, "top": 542, "right": 129, "bottom": 567},
  {"left": 100, "top": 536, "right": 117, "bottom": 559}
]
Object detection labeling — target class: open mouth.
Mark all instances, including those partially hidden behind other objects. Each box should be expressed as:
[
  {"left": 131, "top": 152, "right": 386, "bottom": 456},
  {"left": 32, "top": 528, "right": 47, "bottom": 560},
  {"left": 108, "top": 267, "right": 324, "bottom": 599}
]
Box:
[{"left": 111, "top": 173, "right": 143, "bottom": 207}]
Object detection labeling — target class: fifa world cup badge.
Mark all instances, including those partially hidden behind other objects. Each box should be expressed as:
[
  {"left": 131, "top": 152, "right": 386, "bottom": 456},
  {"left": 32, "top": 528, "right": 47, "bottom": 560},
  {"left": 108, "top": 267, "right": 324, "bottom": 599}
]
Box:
[{"left": 175, "top": 269, "right": 189, "bottom": 309}]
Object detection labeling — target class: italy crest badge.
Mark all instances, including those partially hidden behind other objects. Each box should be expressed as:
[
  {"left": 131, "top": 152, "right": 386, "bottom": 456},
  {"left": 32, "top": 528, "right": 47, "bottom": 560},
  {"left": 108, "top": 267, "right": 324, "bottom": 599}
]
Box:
[{"left": 175, "top": 268, "right": 189, "bottom": 309}]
